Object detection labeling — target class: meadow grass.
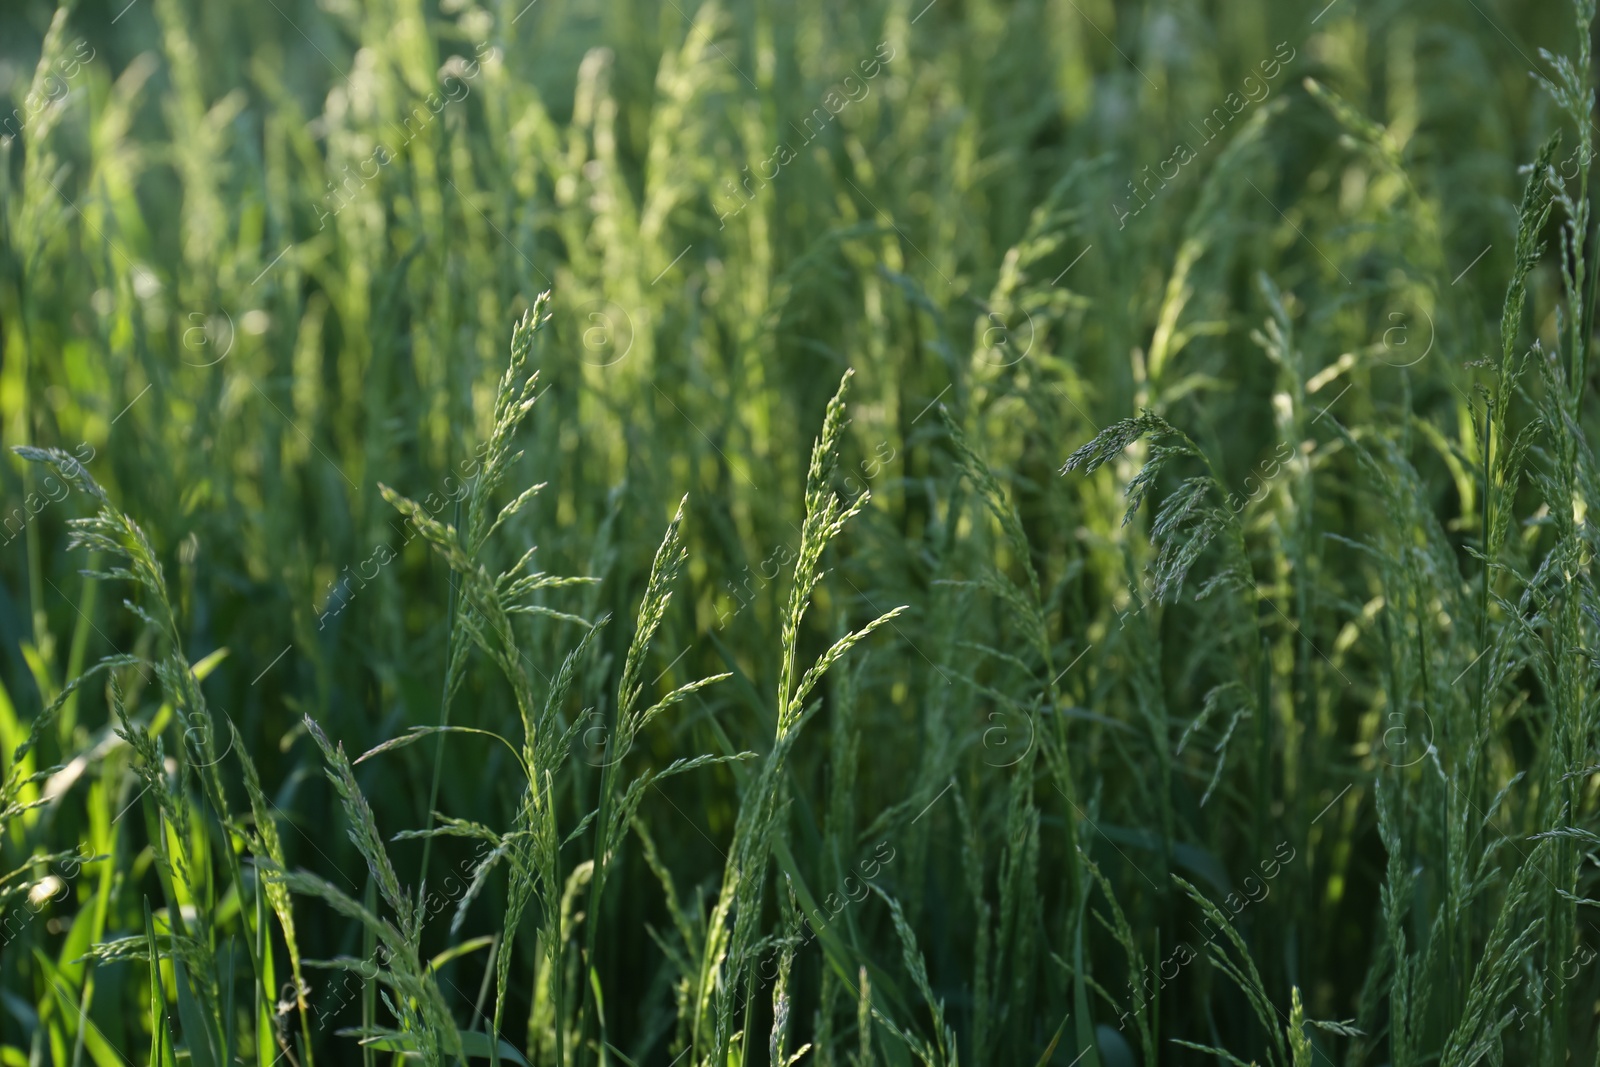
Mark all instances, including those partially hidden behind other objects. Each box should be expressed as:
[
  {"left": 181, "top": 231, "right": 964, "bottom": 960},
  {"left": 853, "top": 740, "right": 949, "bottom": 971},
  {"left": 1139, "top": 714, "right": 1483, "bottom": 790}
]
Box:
[{"left": 4, "top": 0, "right": 1600, "bottom": 1063}]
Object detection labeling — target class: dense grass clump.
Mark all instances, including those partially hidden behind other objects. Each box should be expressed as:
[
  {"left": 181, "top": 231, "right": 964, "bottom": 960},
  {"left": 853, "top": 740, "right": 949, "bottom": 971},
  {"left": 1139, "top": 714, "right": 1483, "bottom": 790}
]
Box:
[{"left": 6, "top": 0, "right": 1600, "bottom": 1063}]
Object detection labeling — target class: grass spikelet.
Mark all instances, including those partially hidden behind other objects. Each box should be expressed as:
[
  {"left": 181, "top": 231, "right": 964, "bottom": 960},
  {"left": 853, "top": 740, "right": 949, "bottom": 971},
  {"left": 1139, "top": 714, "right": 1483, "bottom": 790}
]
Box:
[
  {"left": 696, "top": 368, "right": 906, "bottom": 1064},
  {"left": 11, "top": 4, "right": 1600, "bottom": 1065}
]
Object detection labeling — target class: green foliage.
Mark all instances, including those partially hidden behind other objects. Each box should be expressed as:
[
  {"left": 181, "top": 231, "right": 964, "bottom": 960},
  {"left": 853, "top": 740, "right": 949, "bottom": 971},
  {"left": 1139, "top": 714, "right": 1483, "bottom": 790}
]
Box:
[{"left": 4, "top": 0, "right": 1600, "bottom": 1063}]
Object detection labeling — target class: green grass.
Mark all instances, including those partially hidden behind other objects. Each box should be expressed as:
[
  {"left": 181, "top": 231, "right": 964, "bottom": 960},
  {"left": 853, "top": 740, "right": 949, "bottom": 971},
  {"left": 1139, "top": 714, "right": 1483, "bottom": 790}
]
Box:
[{"left": 4, "top": 0, "right": 1600, "bottom": 1063}]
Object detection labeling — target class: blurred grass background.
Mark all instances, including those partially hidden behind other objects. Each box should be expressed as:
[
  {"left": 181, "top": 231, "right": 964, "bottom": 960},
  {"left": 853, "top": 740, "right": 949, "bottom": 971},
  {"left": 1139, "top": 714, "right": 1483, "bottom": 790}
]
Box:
[{"left": 4, "top": 0, "right": 1600, "bottom": 1063}]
